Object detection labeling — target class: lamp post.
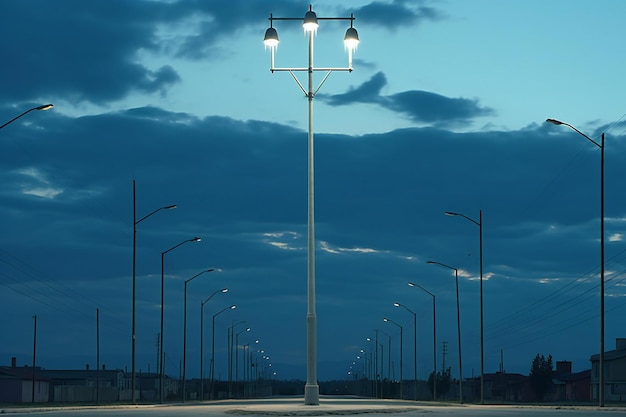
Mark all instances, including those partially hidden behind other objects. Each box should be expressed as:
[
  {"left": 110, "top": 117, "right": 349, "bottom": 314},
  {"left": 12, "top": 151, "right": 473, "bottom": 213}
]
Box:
[
  {"left": 200, "top": 288, "right": 228, "bottom": 400},
  {"left": 408, "top": 282, "right": 436, "bottom": 401},
  {"left": 182, "top": 269, "right": 214, "bottom": 401},
  {"left": 132, "top": 182, "right": 176, "bottom": 404},
  {"left": 379, "top": 329, "right": 392, "bottom": 383},
  {"left": 235, "top": 327, "right": 250, "bottom": 398},
  {"left": 263, "top": 6, "right": 359, "bottom": 406},
  {"left": 0, "top": 103, "right": 53, "bottom": 130},
  {"left": 211, "top": 305, "right": 236, "bottom": 399},
  {"left": 394, "top": 303, "right": 417, "bottom": 401},
  {"left": 444, "top": 210, "right": 482, "bottom": 403},
  {"left": 383, "top": 317, "right": 403, "bottom": 399},
  {"left": 427, "top": 261, "right": 463, "bottom": 403},
  {"left": 159, "top": 237, "right": 201, "bottom": 402},
  {"left": 228, "top": 320, "right": 247, "bottom": 398},
  {"left": 546, "top": 118, "right": 605, "bottom": 406},
  {"left": 366, "top": 335, "right": 382, "bottom": 398},
  {"left": 32, "top": 314, "right": 37, "bottom": 403}
]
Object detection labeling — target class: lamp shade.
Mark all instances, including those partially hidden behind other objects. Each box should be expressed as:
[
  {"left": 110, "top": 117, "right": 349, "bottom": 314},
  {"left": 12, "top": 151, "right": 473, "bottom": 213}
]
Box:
[
  {"left": 264, "top": 27, "right": 279, "bottom": 47},
  {"left": 344, "top": 27, "right": 359, "bottom": 50},
  {"left": 303, "top": 9, "right": 319, "bottom": 32}
]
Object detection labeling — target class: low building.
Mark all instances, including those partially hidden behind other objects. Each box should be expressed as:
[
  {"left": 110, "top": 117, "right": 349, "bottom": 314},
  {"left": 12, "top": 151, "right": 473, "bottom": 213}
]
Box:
[
  {"left": 0, "top": 358, "right": 49, "bottom": 403},
  {"left": 590, "top": 338, "right": 626, "bottom": 402}
]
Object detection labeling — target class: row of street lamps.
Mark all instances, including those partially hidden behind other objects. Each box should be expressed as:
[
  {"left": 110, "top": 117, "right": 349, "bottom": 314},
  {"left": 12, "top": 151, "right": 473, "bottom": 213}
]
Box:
[{"left": 3, "top": 6, "right": 607, "bottom": 406}]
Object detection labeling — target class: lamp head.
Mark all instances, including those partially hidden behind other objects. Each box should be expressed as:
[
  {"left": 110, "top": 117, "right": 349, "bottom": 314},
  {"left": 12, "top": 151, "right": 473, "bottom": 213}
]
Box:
[
  {"left": 192, "top": 237, "right": 201, "bottom": 242},
  {"left": 221, "top": 288, "right": 228, "bottom": 293},
  {"left": 36, "top": 104, "right": 54, "bottom": 111},
  {"left": 263, "top": 27, "right": 279, "bottom": 48},
  {"left": 408, "top": 282, "right": 415, "bottom": 287},
  {"left": 426, "top": 261, "right": 435, "bottom": 264},
  {"left": 383, "top": 318, "right": 389, "bottom": 322},
  {"left": 344, "top": 26, "right": 359, "bottom": 51},
  {"left": 546, "top": 118, "right": 564, "bottom": 125},
  {"left": 303, "top": 6, "right": 319, "bottom": 32},
  {"left": 444, "top": 211, "right": 458, "bottom": 217},
  {"left": 393, "top": 302, "right": 400, "bottom": 307},
  {"left": 164, "top": 204, "right": 177, "bottom": 210},
  {"left": 230, "top": 304, "right": 237, "bottom": 310}
]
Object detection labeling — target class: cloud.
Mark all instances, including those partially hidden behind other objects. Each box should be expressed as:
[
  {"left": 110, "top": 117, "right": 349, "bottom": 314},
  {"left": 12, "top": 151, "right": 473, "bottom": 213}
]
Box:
[
  {"left": 346, "top": 0, "right": 444, "bottom": 30},
  {"left": 319, "top": 72, "right": 494, "bottom": 127}
]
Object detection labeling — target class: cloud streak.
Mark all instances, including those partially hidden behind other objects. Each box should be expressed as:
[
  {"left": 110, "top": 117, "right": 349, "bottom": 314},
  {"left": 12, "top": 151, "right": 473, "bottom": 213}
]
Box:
[{"left": 319, "top": 72, "right": 494, "bottom": 127}]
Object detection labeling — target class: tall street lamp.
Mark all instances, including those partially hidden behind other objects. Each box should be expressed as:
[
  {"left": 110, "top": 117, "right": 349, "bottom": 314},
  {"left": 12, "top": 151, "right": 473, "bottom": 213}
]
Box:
[
  {"left": 546, "top": 118, "right": 605, "bottom": 406},
  {"left": 159, "top": 237, "right": 201, "bottom": 402},
  {"left": 394, "top": 303, "right": 417, "bottom": 400},
  {"left": 0, "top": 103, "right": 53, "bottom": 129},
  {"left": 444, "top": 210, "right": 482, "bottom": 403},
  {"left": 427, "top": 261, "right": 463, "bottom": 404},
  {"left": 132, "top": 181, "right": 176, "bottom": 403},
  {"left": 408, "top": 282, "right": 436, "bottom": 401},
  {"left": 212, "top": 305, "right": 236, "bottom": 399},
  {"left": 200, "top": 288, "right": 228, "bottom": 400},
  {"left": 383, "top": 317, "right": 403, "bottom": 399},
  {"left": 182, "top": 269, "right": 214, "bottom": 401},
  {"left": 263, "top": 6, "right": 359, "bottom": 406}
]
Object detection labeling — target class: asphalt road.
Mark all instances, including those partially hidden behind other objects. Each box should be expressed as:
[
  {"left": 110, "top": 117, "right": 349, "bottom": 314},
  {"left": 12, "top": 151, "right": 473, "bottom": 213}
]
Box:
[{"left": 2, "top": 397, "right": 625, "bottom": 417}]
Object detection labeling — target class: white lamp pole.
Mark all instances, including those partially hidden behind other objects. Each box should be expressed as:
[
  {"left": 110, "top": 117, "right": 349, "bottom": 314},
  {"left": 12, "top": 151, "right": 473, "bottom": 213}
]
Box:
[{"left": 263, "top": 6, "right": 359, "bottom": 406}]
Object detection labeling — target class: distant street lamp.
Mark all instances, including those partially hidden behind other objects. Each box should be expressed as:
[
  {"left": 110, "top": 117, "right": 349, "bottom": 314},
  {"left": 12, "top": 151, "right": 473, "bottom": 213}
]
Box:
[
  {"left": 546, "top": 118, "right": 605, "bottom": 406},
  {"left": 444, "top": 210, "right": 482, "bottom": 403},
  {"left": 394, "top": 303, "right": 417, "bottom": 400},
  {"left": 159, "top": 237, "right": 201, "bottom": 402},
  {"left": 235, "top": 327, "right": 251, "bottom": 397},
  {"left": 383, "top": 317, "right": 403, "bottom": 399},
  {"left": 263, "top": 6, "right": 359, "bottom": 405},
  {"left": 379, "top": 329, "right": 392, "bottom": 382},
  {"left": 131, "top": 181, "right": 176, "bottom": 403},
  {"left": 0, "top": 103, "right": 53, "bottom": 129},
  {"left": 408, "top": 282, "right": 437, "bottom": 400},
  {"left": 211, "top": 305, "right": 236, "bottom": 399},
  {"left": 228, "top": 320, "right": 247, "bottom": 397},
  {"left": 427, "top": 260, "right": 463, "bottom": 403},
  {"left": 182, "top": 269, "right": 214, "bottom": 401},
  {"left": 200, "top": 288, "right": 228, "bottom": 400}
]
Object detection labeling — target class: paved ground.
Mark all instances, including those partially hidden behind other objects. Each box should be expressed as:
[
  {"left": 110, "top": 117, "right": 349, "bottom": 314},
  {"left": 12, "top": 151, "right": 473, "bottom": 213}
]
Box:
[{"left": 2, "top": 396, "right": 625, "bottom": 417}]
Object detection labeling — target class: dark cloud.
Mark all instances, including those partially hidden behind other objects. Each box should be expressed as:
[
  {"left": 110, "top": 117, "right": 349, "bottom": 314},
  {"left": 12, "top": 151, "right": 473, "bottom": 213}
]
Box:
[
  {"left": 0, "top": 0, "right": 301, "bottom": 104},
  {"left": 319, "top": 72, "right": 494, "bottom": 127},
  {"left": 346, "top": 0, "right": 443, "bottom": 29}
]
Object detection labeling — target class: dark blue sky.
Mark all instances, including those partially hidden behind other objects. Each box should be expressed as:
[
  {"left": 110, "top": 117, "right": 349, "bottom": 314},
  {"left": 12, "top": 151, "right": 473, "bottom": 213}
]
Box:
[{"left": 1, "top": 0, "right": 625, "bottom": 382}]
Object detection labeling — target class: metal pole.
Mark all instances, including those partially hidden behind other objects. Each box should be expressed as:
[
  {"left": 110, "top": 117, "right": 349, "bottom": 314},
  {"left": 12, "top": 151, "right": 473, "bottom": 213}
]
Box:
[
  {"left": 200, "top": 302, "right": 205, "bottom": 400},
  {"left": 211, "top": 314, "right": 216, "bottom": 399},
  {"left": 132, "top": 181, "right": 137, "bottom": 404},
  {"left": 479, "top": 210, "right": 483, "bottom": 405},
  {"left": 413, "top": 312, "right": 417, "bottom": 400},
  {"left": 600, "top": 133, "right": 605, "bottom": 407},
  {"left": 160, "top": 252, "right": 165, "bottom": 403},
  {"left": 32, "top": 314, "right": 37, "bottom": 403},
  {"left": 455, "top": 269, "right": 464, "bottom": 404},
  {"left": 183, "top": 281, "right": 188, "bottom": 401},
  {"left": 304, "top": 24, "right": 320, "bottom": 406},
  {"left": 432, "top": 295, "right": 437, "bottom": 401},
  {"left": 96, "top": 308, "right": 100, "bottom": 404}
]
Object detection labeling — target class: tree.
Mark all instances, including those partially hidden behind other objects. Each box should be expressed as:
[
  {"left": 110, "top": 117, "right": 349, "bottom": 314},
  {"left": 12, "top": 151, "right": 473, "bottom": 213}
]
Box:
[
  {"left": 427, "top": 367, "right": 452, "bottom": 399},
  {"left": 528, "top": 353, "right": 553, "bottom": 402}
]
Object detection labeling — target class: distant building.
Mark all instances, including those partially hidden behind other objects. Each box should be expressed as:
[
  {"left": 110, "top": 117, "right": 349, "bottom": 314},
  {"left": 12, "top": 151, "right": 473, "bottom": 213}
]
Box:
[
  {"left": 590, "top": 338, "right": 626, "bottom": 402},
  {"left": 0, "top": 357, "right": 49, "bottom": 403}
]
